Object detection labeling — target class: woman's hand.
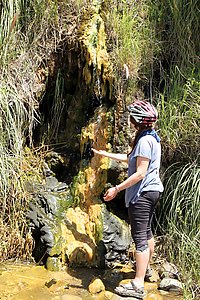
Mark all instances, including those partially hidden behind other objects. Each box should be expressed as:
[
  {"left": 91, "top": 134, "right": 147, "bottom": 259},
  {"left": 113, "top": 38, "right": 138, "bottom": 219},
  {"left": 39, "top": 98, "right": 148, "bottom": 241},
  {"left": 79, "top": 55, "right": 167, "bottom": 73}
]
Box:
[
  {"left": 92, "top": 148, "right": 128, "bottom": 162},
  {"left": 103, "top": 187, "right": 118, "bottom": 201},
  {"left": 92, "top": 148, "right": 107, "bottom": 156}
]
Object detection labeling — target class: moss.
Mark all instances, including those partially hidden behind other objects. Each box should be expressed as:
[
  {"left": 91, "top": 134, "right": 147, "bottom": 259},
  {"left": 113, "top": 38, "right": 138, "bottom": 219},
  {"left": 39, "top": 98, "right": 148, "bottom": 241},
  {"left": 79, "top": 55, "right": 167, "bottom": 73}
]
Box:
[
  {"left": 56, "top": 191, "right": 74, "bottom": 214},
  {"left": 46, "top": 257, "right": 62, "bottom": 271},
  {"left": 93, "top": 204, "right": 104, "bottom": 243}
]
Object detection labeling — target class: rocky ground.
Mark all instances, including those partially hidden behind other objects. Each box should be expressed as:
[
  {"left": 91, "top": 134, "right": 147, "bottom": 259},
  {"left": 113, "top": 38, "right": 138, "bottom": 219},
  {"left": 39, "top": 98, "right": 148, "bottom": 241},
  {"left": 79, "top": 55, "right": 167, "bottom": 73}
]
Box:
[{"left": 0, "top": 261, "right": 184, "bottom": 300}]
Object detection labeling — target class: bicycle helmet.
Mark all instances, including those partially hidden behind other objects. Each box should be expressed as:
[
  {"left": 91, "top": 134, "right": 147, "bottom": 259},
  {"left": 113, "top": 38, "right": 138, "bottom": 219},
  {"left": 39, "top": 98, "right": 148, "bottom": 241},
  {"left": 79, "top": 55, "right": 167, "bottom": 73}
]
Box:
[{"left": 128, "top": 100, "right": 158, "bottom": 126}]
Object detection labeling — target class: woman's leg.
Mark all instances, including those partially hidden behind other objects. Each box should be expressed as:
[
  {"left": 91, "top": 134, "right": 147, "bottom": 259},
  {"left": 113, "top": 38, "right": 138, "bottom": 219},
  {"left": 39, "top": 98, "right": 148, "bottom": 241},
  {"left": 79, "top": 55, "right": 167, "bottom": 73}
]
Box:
[
  {"left": 128, "top": 191, "right": 160, "bottom": 286},
  {"left": 134, "top": 248, "right": 149, "bottom": 286},
  {"left": 147, "top": 237, "right": 154, "bottom": 271},
  {"left": 146, "top": 192, "right": 160, "bottom": 269}
]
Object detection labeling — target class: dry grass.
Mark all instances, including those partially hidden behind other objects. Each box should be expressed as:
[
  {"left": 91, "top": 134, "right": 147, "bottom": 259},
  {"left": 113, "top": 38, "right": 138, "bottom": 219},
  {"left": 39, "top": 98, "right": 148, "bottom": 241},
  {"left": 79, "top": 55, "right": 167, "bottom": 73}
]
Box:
[{"left": 0, "top": 0, "right": 80, "bottom": 261}]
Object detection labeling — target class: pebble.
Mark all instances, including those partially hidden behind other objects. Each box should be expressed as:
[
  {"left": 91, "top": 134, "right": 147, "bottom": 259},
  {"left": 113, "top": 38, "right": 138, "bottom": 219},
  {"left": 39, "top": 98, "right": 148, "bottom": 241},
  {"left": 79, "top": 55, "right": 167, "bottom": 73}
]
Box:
[{"left": 88, "top": 277, "right": 105, "bottom": 294}]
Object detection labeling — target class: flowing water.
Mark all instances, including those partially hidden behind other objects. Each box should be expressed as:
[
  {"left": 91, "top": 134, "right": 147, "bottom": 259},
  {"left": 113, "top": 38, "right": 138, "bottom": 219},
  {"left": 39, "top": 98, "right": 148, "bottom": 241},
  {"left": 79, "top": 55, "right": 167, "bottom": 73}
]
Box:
[{"left": 0, "top": 262, "right": 183, "bottom": 300}]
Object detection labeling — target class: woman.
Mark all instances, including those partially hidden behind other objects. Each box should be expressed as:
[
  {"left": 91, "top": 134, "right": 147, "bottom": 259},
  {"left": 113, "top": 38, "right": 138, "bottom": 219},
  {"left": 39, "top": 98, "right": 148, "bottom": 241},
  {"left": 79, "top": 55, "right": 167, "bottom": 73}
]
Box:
[{"left": 92, "top": 100, "right": 164, "bottom": 298}]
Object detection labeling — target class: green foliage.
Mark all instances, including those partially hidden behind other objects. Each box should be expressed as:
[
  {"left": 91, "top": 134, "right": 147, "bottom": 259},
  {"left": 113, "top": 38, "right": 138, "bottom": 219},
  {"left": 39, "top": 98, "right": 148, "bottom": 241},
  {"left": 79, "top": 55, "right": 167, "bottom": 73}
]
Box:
[
  {"left": 150, "top": 1, "right": 200, "bottom": 294},
  {"left": 49, "top": 69, "right": 65, "bottom": 140},
  {"left": 0, "top": 0, "right": 71, "bottom": 261},
  {"left": 149, "top": 0, "right": 200, "bottom": 162},
  {"left": 105, "top": 0, "right": 159, "bottom": 93},
  {"left": 157, "top": 162, "right": 200, "bottom": 294},
  {"left": 158, "top": 69, "right": 200, "bottom": 161}
]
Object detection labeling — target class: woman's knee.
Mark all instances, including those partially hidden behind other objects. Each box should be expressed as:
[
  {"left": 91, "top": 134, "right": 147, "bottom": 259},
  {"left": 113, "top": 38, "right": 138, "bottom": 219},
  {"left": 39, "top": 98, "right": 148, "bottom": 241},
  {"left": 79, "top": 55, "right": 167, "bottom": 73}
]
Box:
[
  {"left": 134, "top": 241, "right": 149, "bottom": 252},
  {"left": 132, "top": 233, "right": 148, "bottom": 252}
]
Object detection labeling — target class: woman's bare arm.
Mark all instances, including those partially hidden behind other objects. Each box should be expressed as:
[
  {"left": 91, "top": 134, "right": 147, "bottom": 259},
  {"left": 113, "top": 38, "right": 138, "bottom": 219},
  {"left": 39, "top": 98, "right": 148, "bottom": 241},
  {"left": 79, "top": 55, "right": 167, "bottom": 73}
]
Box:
[
  {"left": 103, "top": 156, "right": 150, "bottom": 201},
  {"left": 92, "top": 148, "right": 128, "bottom": 163}
]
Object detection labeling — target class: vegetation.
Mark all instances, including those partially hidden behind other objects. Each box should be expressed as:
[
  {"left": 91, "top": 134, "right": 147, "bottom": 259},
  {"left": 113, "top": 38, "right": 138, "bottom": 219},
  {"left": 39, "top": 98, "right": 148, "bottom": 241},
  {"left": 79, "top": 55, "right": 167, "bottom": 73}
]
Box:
[
  {"left": 0, "top": 0, "right": 199, "bottom": 298},
  {"left": 105, "top": 0, "right": 158, "bottom": 100},
  {"left": 0, "top": 0, "right": 71, "bottom": 261},
  {"left": 106, "top": 0, "right": 199, "bottom": 297},
  {"left": 152, "top": 0, "right": 200, "bottom": 295},
  {"left": 156, "top": 163, "right": 200, "bottom": 295},
  {"left": 151, "top": 0, "right": 200, "bottom": 162}
]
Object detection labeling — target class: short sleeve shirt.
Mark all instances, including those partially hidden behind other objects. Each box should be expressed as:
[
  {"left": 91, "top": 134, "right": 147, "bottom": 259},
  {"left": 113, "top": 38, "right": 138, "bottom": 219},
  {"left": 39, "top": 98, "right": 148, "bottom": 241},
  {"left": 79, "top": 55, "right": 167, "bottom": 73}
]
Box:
[{"left": 125, "top": 135, "right": 164, "bottom": 207}]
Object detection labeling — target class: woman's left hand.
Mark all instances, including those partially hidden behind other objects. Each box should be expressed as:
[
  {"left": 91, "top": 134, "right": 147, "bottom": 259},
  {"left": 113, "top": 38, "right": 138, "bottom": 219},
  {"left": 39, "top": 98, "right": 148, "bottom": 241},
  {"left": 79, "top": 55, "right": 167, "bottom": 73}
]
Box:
[{"left": 103, "top": 187, "right": 118, "bottom": 201}]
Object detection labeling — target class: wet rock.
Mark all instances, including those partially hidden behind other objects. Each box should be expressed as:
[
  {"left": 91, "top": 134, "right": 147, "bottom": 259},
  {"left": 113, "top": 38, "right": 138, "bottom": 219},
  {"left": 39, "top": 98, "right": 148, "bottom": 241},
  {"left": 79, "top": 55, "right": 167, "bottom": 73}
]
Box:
[
  {"left": 63, "top": 207, "right": 95, "bottom": 266},
  {"left": 46, "top": 257, "right": 62, "bottom": 271},
  {"left": 158, "top": 261, "right": 180, "bottom": 279},
  {"left": 27, "top": 205, "right": 39, "bottom": 228},
  {"left": 88, "top": 277, "right": 105, "bottom": 294},
  {"left": 102, "top": 269, "right": 124, "bottom": 288},
  {"left": 102, "top": 208, "right": 132, "bottom": 267},
  {"left": 45, "top": 176, "right": 59, "bottom": 190},
  {"left": 26, "top": 180, "right": 72, "bottom": 265},
  {"left": 45, "top": 176, "right": 67, "bottom": 192},
  {"left": 54, "top": 182, "right": 68, "bottom": 192},
  {"left": 43, "top": 194, "right": 58, "bottom": 215},
  {"left": 43, "top": 161, "right": 54, "bottom": 177},
  {"left": 40, "top": 225, "right": 54, "bottom": 250},
  {"left": 144, "top": 281, "right": 158, "bottom": 292},
  {"left": 68, "top": 242, "right": 93, "bottom": 265},
  {"left": 144, "top": 292, "right": 163, "bottom": 299},
  {"left": 145, "top": 268, "right": 160, "bottom": 283},
  {"left": 159, "top": 278, "right": 184, "bottom": 293},
  {"left": 104, "top": 290, "right": 114, "bottom": 299}
]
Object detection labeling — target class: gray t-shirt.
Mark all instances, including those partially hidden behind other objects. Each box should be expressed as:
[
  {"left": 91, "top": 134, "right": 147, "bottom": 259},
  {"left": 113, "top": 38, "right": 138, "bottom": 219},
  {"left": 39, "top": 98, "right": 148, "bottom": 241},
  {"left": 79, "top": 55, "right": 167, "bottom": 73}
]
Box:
[{"left": 125, "top": 135, "right": 164, "bottom": 207}]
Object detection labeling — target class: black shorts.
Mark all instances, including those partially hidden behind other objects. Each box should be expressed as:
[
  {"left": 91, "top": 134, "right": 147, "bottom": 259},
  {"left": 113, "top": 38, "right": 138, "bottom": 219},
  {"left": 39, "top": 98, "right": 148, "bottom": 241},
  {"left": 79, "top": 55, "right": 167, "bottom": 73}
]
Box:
[{"left": 128, "top": 191, "right": 160, "bottom": 251}]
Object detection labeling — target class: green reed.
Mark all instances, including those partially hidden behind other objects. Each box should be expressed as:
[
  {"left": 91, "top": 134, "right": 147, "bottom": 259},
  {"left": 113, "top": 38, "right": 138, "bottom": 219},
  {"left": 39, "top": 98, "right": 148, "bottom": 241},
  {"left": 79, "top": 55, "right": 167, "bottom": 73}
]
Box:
[
  {"left": 156, "top": 162, "right": 200, "bottom": 295},
  {"left": 149, "top": 0, "right": 200, "bottom": 161},
  {"left": 105, "top": 0, "right": 158, "bottom": 96}
]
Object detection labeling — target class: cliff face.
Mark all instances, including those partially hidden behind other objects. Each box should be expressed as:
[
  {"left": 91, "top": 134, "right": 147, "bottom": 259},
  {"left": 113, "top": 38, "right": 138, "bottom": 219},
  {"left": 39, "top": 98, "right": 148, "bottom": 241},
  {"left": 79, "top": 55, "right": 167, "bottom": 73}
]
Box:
[{"left": 27, "top": 0, "right": 132, "bottom": 269}]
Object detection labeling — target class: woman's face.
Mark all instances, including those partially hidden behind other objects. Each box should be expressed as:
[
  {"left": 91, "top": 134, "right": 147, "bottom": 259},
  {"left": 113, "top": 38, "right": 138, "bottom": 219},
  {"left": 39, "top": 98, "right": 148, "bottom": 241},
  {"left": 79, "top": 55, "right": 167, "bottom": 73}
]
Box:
[
  {"left": 130, "top": 121, "right": 137, "bottom": 130},
  {"left": 130, "top": 116, "right": 139, "bottom": 130}
]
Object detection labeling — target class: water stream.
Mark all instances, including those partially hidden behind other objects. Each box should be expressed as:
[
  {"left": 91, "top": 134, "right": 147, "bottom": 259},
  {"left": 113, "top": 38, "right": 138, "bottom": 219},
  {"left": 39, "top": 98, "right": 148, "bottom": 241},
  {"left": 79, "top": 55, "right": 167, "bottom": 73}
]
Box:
[{"left": 0, "top": 262, "right": 183, "bottom": 300}]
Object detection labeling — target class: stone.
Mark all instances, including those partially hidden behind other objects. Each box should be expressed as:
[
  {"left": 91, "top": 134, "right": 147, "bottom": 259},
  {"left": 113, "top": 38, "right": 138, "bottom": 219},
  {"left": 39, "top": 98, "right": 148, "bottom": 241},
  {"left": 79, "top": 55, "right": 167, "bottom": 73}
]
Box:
[
  {"left": 145, "top": 268, "right": 160, "bottom": 283},
  {"left": 110, "top": 294, "right": 139, "bottom": 300},
  {"left": 104, "top": 290, "right": 114, "bottom": 299},
  {"left": 43, "top": 193, "right": 58, "bottom": 214},
  {"left": 102, "top": 208, "right": 132, "bottom": 266},
  {"left": 158, "top": 278, "right": 184, "bottom": 293},
  {"left": 45, "top": 278, "right": 57, "bottom": 288},
  {"left": 40, "top": 225, "right": 54, "bottom": 249},
  {"left": 158, "top": 261, "right": 179, "bottom": 279},
  {"left": 88, "top": 277, "right": 105, "bottom": 294},
  {"left": 46, "top": 257, "right": 62, "bottom": 271},
  {"left": 45, "top": 176, "right": 59, "bottom": 190}
]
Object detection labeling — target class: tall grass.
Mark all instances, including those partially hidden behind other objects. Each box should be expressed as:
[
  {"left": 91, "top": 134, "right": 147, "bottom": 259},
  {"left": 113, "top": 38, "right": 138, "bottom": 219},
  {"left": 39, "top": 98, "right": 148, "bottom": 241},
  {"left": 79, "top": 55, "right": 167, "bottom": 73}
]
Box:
[
  {"left": 0, "top": 0, "right": 78, "bottom": 261},
  {"left": 105, "top": 0, "right": 159, "bottom": 98},
  {"left": 105, "top": 1, "right": 199, "bottom": 296},
  {"left": 150, "top": 1, "right": 200, "bottom": 296},
  {"left": 158, "top": 68, "right": 200, "bottom": 161},
  {"left": 49, "top": 69, "right": 65, "bottom": 140},
  {"left": 104, "top": 0, "right": 160, "bottom": 150},
  {"left": 149, "top": 0, "right": 200, "bottom": 161},
  {"left": 156, "top": 162, "right": 200, "bottom": 295}
]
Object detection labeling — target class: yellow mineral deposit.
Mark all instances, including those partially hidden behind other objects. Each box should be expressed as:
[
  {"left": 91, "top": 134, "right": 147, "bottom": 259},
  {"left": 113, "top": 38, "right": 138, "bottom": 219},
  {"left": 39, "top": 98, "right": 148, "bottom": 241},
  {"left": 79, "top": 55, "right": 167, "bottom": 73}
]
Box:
[
  {"left": 80, "top": 0, "right": 112, "bottom": 99},
  {"left": 0, "top": 263, "right": 184, "bottom": 300}
]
